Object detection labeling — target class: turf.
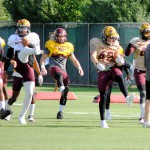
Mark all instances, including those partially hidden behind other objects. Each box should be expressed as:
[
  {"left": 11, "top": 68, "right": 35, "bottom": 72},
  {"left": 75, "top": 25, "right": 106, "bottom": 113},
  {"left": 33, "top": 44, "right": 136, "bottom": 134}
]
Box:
[{"left": 0, "top": 85, "right": 149, "bottom": 150}]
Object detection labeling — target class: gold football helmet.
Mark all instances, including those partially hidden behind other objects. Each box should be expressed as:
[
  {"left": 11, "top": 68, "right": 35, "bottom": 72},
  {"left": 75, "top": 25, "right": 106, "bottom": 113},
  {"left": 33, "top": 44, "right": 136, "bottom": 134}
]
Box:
[
  {"left": 17, "top": 19, "right": 30, "bottom": 27},
  {"left": 0, "top": 37, "right": 5, "bottom": 48},
  {"left": 102, "top": 26, "right": 119, "bottom": 45},
  {"left": 139, "top": 23, "right": 150, "bottom": 40},
  {"left": 16, "top": 19, "right": 31, "bottom": 37}
]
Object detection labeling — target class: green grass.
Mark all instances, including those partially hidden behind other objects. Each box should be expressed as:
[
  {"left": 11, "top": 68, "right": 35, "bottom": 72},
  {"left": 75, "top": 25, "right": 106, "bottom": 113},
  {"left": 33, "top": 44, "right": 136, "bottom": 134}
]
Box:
[{"left": 0, "top": 85, "right": 149, "bottom": 150}]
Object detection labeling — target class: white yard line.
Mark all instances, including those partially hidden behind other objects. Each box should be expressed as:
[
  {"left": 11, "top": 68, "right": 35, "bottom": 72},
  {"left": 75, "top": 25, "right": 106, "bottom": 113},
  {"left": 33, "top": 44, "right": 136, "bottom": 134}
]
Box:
[
  {"left": 13, "top": 103, "right": 22, "bottom": 106},
  {"left": 67, "top": 112, "right": 139, "bottom": 118}
]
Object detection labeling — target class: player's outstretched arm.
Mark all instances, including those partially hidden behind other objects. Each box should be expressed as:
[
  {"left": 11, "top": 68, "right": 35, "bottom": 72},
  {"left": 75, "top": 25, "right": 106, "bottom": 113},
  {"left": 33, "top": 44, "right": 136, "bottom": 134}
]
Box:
[{"left": 69, "top": 53, "right": 84, "bottom": 76}]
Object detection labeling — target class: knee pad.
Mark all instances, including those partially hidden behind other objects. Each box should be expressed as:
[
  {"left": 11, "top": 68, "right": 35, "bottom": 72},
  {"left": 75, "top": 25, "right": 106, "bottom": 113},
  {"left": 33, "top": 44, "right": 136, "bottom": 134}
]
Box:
[{"left": 60, "top": 86, "right": 69, "bottom": 105}]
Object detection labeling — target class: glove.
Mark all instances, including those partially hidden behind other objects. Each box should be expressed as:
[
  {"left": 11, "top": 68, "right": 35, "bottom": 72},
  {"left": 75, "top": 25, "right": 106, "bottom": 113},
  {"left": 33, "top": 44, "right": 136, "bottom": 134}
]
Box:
[
  {"left": 38, "top": 75, "right": 43, "bottom": 86},
  {"left": 125, "top": 77, "right": 131, "bottom": 86},
  {"left": 96, "top": 63, "right": 105, "bottom": 71},
  {"left": 115, "top": 55, "right": 124, "bottom": 66}
]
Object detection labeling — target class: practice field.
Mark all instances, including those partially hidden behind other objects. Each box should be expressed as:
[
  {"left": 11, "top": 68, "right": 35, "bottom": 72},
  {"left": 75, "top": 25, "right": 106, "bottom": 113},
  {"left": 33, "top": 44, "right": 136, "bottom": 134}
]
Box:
[{"left": 0, "top": 85, "right": 149, "bottom": 150}]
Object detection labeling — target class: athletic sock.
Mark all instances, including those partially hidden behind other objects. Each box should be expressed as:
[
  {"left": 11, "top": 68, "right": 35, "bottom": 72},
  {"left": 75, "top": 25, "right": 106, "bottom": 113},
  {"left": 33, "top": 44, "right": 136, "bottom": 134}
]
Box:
[
  {"left": 140, "top": 103, "right": 145, "bottom": 118},
  {"left": 5, "top": 100, "right": 11, "bottom": 110},
  {"left": 0, "top": 100, "right": 5, "bottom": 109},
  {"left": 58, "top": 105, "right": 64, "bottom": 112},
  {"left": 29, "top": 104, "right": 35, "bottom": 116}
]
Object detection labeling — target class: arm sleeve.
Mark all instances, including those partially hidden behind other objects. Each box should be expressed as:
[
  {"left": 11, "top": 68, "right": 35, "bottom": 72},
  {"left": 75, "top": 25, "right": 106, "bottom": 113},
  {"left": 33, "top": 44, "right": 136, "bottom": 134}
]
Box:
[
  {"left": 123, "top": 60, "right": 131, "bottom": 76},
  {"left": 124, "top": 60, "right": 131, "bottom": 69},
  {"left": 0, "top": 45, "right": 11, "bottom": 64},
  {"left": 124, "top": 67, "right": 129, "bottom": 76},
  {"left": 4, "top": 47, "right": 14, "bottom": 71},
  {"left": 125, "top": 43, "right": 135, "bottom": 56},
  {"left": 2, "top": 54, "right": 11, "bottom": 63}
]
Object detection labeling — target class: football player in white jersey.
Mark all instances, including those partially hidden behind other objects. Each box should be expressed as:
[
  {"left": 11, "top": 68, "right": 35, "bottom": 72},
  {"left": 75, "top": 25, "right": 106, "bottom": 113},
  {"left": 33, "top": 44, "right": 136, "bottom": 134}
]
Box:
[
  {"left": 4, "top": 19, "right": 43, "bottom": 124},
  {"left": 125, "top": 23, "right": 150, "bottom": 124}
]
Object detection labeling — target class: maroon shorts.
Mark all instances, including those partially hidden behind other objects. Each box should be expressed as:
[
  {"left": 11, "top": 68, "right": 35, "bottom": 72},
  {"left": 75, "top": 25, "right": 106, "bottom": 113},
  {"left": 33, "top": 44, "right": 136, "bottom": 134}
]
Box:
[
  {"left": 134, "top": 69, "right": 146, "bottom": 86},
  {"left": 50, "top": 66, "right": 70, "bottom": 87},
  {"left": 14, "top": 58, "right": 35, "bottom": 82},
  {"left": 98, "top": 67, "right": 122, "bottom": 91}
]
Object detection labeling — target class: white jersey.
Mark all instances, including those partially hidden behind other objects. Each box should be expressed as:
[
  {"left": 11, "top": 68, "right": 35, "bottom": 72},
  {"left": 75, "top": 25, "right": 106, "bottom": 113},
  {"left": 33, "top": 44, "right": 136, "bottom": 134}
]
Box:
[
  {"left": 7, "top": 32, "right": 40, "bottom": 77},
  {"left": 90, "top": 38, "right": 123, "bottom": 67},
  {"left": 7, "top": 32, "right": 40, "bottom": 55},
  {"left": 130, "top": 37, "right": 150, "bottom": 71}
]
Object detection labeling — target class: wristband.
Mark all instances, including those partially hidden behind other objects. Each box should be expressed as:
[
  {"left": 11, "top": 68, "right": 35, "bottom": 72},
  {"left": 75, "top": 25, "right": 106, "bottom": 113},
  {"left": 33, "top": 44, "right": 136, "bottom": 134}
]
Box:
[
  {"left": 77, "top": 66, "right": 82, "bottom": 70},
  {"left": 41, "top": 64, "right": 45, "bottom": 69}
]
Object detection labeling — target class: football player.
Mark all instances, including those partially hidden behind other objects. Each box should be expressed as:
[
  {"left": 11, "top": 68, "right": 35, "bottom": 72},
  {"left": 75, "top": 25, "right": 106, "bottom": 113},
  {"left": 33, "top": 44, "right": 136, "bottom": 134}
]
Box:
[
  {"left": 125, "top": 23, "right": 150, "bottom": 124},
  {"left": 4, "top": 19, "right": 43, "bottom": 124},
  {"left": 0, "top": 37, "right": 16, "bottom": 119},
  {"left": 40, "top": 28, "right": 84, "bottom": 119},
  {"left": 92, "top": 59, "right": 132, "bottom": 120},
  {"left": 90, "top": 26, "right": 135, "bottom": 128},
  {"left": 144, "top": 43, "right": 150, "bottom": 127}
]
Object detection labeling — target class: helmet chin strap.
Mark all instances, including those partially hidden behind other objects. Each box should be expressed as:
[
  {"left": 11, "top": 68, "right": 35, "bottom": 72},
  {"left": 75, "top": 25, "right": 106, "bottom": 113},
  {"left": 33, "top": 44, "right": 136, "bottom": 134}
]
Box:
[
  {"left": 17, "top": 26, "right": 30, "bottom": 37},
  {"left": 55, "top": 36, "right": 67, "bottom": 43},
  {"left": 141, "top": 35, "right": 150, "bottom": 41},
  {"left": 106, "top": 39, "right": 115, "bottom": 46},
  {"left": 18, "top": 32, "right": 29, "bottom": 37}
]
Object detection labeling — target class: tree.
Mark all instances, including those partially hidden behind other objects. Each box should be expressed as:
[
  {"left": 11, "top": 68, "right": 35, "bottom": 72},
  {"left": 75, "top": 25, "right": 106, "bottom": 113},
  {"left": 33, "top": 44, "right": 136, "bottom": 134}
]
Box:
[
  {"left": 3, "top": 0, "right": 90, "bottom": 23},
  {"left": 81, "top": 0, "right": 150, "bottom": 23},
  {"left": 2, "top": 0, "right": 150, "bottom": 23},
  {"left": 0, "top": 0, "right": 12, "bottom": 21}
]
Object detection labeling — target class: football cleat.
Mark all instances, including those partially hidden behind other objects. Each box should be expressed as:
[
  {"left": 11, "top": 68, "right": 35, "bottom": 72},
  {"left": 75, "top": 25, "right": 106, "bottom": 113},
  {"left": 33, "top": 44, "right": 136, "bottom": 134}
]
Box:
[
  {"left": 57, "top": 111, "right": 63, "bottom": 119},
  {"left": 18, "top": 115, "right": 27, "bottom": 125},
  {"left": 28, "top": 115, "right": 35, "bottom": 122},
  {"left": 5, "top": 115, "right": 11, "bottom": 121},
  {"left": 143, "top": 121, "right": 150, "bottom": 128},
  {"left": 0, "top": 109, "right": 12, "bottom": 120},
  {"left": 139, "top": 117, "right": 144, "bottom": 124},
  {"left": 100, "top": 120, "right": 109, "bottom": 128},
  {"left": 92, "top": 95, "right": 100, "bottom": 103}
]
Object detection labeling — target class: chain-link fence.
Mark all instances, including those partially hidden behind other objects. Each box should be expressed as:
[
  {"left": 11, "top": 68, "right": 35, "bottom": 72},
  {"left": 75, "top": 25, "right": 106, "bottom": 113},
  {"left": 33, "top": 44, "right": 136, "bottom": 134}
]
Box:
[{"left": 0, "top": 22, "right": 142, "bottom": 86}]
